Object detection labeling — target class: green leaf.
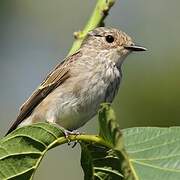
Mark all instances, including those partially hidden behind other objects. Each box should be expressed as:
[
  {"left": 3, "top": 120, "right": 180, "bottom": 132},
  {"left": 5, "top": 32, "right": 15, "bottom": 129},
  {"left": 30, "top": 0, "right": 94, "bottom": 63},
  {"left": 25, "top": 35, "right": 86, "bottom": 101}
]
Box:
[
  {"left": 80, "top": 142, "right": 124, "bottom": 180},
  {"left": 0, "top": 123, "right": 65, "bottom": 180},
  {"left": 123, "top": 127, "right": 180, "bottom": 180},
  {"left": 98, "top": 103, "right": 124, "bottom": 150},
  {"left": 81, "top": 104, "right": 180, "bottom": 180},
  {"left": 1, "top": 109, "right": 180, "bottom": 180},
  {"left": 81, "top": 104, "right": 134, "bottom": 180}
]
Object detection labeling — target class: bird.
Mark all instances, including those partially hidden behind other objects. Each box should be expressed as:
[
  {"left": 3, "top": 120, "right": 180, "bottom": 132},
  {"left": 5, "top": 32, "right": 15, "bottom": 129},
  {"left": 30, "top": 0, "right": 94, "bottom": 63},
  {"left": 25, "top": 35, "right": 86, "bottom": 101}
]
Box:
[{"left": 6, "top": 27, "right": 146, "bottom": 135}]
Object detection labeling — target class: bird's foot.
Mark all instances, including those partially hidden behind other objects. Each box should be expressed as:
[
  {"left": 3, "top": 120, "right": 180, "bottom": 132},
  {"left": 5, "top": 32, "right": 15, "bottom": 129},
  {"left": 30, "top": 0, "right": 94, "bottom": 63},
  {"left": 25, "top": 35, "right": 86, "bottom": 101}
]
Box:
[{"left": 64, "top": 130, "right": 82, "bottom": 148}]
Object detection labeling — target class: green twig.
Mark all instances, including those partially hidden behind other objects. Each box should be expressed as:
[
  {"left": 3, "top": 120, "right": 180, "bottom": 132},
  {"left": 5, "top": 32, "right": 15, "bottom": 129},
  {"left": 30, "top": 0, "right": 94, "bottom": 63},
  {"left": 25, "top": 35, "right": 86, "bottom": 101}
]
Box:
[
  {"left": 68, "top": 0, "right": 116, "bottom": 55},
  {"left": 51, "top": 134, "right": 112, "bottom": 149}
]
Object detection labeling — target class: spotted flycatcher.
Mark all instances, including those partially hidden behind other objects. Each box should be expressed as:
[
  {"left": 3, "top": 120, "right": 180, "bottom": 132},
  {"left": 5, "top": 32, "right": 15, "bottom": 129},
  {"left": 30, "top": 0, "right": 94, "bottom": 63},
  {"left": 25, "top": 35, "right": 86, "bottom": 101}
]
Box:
[{"left": 6, "top": 27, "right": 146, "bottom": 135}]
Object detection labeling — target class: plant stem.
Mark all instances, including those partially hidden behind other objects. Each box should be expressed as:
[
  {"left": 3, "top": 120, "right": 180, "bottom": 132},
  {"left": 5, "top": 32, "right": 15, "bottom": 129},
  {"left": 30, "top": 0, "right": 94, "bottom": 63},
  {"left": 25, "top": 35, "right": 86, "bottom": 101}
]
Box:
[
  {"left": 68, "top": 0, "right": 116, "bottom": 55},
  {"left": 53, "top": 134, "right": 112, "bottom": 149}
]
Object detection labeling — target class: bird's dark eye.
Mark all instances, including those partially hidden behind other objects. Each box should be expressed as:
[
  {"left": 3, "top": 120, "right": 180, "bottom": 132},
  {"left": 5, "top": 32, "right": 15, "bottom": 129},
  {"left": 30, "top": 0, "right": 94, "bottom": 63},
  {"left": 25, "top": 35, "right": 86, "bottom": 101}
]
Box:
[{"left": 105, "top": 35, "right": 114, "bottom": 43}]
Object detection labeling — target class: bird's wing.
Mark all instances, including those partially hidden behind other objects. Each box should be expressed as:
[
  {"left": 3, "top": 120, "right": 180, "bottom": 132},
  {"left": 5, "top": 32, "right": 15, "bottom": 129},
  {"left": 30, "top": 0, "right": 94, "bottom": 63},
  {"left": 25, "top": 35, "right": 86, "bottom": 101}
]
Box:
[{"left": 6, "top": 50, "right": 82, "bottom": 135}]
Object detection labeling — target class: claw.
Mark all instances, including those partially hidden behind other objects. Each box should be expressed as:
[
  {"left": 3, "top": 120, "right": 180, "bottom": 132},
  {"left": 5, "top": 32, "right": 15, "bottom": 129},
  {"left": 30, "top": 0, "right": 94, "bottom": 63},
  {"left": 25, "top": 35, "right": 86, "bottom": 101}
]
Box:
[
  {"left": 63, "top": 130, "right": 81, "bottom": 148},
  {"left": 71, "top": 141, "right": 78, "bottom": 148}
]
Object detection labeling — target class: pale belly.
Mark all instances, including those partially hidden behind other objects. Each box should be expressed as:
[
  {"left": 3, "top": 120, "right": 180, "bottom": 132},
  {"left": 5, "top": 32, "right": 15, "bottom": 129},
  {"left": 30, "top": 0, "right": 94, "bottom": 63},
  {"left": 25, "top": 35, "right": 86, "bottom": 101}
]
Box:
[
  {"left": 41, "top": 79, "right": 110, "bottom": 130},
  {"left": 20, "top": 85, "right": 107, "bottom": 130}
]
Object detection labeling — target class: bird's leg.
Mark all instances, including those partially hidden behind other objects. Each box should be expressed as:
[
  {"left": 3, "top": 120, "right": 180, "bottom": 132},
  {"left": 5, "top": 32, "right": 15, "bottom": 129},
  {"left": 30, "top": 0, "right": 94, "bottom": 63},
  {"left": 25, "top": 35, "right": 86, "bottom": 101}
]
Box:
[{"left": 64, "top": 129, "right": 81, "bottom": 148}]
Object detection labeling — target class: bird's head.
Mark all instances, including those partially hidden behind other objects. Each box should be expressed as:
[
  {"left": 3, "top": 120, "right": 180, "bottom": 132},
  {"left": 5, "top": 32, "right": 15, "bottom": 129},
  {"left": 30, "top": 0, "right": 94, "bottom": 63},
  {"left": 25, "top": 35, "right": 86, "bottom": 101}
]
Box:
[{"left": 81, "top": 27, "right": 147, "bottom": 66}]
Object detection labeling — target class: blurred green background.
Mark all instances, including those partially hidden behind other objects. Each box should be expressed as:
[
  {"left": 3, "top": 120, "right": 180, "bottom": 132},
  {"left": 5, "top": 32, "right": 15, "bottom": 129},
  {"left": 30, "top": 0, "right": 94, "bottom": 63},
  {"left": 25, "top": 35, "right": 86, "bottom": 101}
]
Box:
[{"left": 0, "top": 0, "right": 180, "bottom": 179}]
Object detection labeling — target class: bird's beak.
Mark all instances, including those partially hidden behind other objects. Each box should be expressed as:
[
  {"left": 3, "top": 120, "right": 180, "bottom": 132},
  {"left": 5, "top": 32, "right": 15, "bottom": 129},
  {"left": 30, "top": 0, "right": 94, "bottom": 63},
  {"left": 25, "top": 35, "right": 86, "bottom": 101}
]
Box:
[{"left": 124, "top": 44, "right": 147, "bottom": 51}]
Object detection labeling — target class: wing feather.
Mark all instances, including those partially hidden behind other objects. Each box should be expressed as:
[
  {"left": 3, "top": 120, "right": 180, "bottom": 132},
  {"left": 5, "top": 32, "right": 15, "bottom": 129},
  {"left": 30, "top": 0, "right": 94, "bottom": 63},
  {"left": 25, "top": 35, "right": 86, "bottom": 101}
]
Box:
[{"left": 6, "top": 51, "right": 82, "bottom": 135}]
